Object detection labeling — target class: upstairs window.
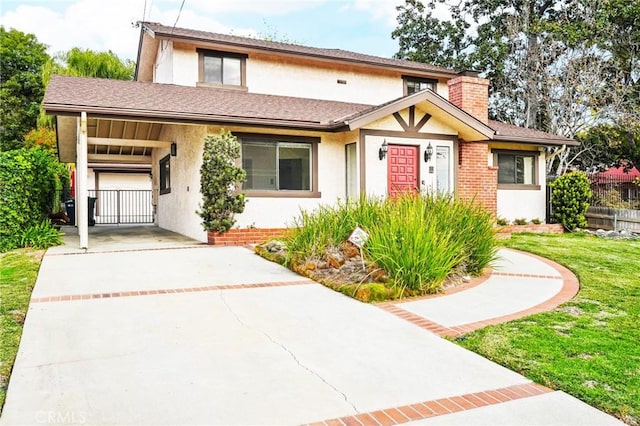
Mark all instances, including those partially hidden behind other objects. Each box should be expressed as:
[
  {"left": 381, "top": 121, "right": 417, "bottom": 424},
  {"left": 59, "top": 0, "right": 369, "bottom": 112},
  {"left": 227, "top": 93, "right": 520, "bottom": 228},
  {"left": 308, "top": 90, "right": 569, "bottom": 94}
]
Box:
[
  {"left": 197, "top": 49, "right": 246, "bottom": 87},
  {"left": 404, "top": 76, "right": 437, "bottom": 95},
  {"left": 496, "top": 151, "right": 537, "bottom": 187}
]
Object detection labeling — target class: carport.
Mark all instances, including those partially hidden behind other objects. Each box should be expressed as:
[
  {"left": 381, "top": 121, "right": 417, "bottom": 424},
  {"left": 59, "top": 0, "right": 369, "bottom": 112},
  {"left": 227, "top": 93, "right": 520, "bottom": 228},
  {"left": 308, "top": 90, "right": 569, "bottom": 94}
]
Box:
[{"left": 50, "top": 112, "right": 172, "bottom": 249}]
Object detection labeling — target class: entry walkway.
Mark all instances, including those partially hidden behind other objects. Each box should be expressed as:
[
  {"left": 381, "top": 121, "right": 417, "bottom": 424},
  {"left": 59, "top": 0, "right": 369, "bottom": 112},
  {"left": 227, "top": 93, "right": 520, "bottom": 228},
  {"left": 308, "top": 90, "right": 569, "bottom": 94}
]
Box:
[
  {"left": 0, "top": 231, "right": 622, "bottom": 425},
  {"left": 378, "top": 249, "right": 579, "bottom": 337}
]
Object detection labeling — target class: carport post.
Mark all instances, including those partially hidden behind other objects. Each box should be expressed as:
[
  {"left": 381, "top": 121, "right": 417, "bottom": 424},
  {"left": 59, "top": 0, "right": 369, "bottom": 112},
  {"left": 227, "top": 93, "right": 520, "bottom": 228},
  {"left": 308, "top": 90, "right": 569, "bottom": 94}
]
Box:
[{"left": 77, "top": 112, "right": 89, "bottom": 249}]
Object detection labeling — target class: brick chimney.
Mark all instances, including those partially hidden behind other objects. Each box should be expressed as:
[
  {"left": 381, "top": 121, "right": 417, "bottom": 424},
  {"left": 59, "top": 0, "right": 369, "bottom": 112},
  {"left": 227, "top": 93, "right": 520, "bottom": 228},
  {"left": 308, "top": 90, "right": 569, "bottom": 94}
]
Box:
[{"left": 447, "top": 71, "right": 489, "bottom": 124}]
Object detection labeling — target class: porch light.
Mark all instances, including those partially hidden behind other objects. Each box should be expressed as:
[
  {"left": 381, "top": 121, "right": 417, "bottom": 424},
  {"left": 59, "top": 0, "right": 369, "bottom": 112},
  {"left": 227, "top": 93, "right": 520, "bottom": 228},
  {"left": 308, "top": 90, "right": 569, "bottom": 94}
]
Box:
[
  {"left": 379, "top": 140, "right": 388, "bottom": 160},
  {"left": 424, "top": 142, "right": 433, "bottom": 162},
  {"left": 171, "top": 142, "right": 177, "bottom": 156}
]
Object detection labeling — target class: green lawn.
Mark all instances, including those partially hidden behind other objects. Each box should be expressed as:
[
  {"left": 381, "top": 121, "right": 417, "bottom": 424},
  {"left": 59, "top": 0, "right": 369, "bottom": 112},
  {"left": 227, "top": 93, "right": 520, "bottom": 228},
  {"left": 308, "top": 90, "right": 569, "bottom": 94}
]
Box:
[
  {"left": 0, "top": 249, "right": 43, "bottom": 412},
  {"left": 457, "top": 233, "right": 639, "bottom": 424}
]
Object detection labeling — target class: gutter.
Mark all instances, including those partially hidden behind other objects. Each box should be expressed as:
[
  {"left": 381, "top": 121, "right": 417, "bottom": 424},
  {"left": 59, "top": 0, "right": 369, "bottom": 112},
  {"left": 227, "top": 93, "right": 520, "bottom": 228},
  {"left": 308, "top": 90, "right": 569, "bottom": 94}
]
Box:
[
  {"left": 43, "top": 104, "right": 352, "bottom": 133},
  {"left": 492, "top": 134, "right": 579, "bottom": 147}
]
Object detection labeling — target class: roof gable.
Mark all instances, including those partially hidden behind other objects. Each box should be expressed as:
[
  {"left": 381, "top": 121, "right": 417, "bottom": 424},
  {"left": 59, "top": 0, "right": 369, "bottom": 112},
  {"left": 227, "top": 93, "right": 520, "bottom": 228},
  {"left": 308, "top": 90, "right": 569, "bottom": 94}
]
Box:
[{"left": 136, "top": 22, "right": 458, "bottom": 81}]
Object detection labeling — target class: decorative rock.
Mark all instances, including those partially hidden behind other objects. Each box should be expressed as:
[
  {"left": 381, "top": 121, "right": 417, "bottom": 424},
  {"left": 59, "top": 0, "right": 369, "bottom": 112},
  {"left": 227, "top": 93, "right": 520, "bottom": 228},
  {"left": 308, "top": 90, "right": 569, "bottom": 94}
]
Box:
[
  {"left": 265, "top": 240, "right": 286, "bottom": 252},
  {"left": 587, "top": 229, "right": 640, "bottom": 240}
]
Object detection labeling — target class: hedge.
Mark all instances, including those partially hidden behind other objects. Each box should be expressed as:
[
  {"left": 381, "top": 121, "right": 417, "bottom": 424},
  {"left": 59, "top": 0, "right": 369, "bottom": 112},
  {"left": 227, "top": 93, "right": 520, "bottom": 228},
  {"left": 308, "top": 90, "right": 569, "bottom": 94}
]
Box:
[{"left": 0, "top": 147, "right": 69, "bottom": 251}]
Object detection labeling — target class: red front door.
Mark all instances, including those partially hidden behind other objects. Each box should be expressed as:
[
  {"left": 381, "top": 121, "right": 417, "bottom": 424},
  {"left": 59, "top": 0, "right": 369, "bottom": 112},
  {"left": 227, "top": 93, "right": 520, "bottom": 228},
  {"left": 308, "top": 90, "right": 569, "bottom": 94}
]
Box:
[{"left": 388, "top": 145, "right": 419, "bottom": 197}]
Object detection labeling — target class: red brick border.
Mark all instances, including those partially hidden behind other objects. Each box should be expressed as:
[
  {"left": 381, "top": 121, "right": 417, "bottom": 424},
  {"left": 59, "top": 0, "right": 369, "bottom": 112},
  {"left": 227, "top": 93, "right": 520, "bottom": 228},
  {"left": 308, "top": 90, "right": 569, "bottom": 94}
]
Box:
[
  {"left": 208, "top": 228, "right": 287, "bottom": 246},
  {"left": 378, "top": 249, "right": 580, "bottom": 337},
  {"left": 30, "top": 279, "right": 315, "bottom": 304},
  {"left": 47, "top": 244, "right": 211, "bottom": 256},
  {"left": 305, "top": 382, "right": 552, "bottom": 426},
  {"left": 498, "top": 224, "right": 564, "bottom": 235}
]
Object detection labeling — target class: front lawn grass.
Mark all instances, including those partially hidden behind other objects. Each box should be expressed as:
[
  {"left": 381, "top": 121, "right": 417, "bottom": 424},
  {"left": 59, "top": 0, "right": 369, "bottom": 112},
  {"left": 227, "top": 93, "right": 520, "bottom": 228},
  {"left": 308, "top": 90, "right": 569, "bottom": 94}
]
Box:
[
  {"left": 0, "top": 249, "right": 43, "bottom": 412},
  {"left": 457, "top": 233, "right": 639, "bottom": 424}
]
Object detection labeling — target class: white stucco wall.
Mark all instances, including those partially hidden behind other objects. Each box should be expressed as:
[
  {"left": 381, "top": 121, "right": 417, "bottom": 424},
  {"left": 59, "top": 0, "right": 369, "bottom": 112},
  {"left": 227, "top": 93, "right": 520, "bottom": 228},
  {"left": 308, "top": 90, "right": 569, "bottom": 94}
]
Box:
[
  {"left": 235, "top": 133, "right": 350, "bottom": 228},
  {"left": 161, "top": 46, "right": 448, "bottom": 103},
  {"left": 154, "top": 124, "right": 208, "bottom": 242},
  {"left": 171, "top": 46, "right": 198, "bottom": 86},
  {"left": 153, "top": 124, "right": 357, "bottom": 240},
  {"left": 495, "top": 150, "right": 547, "bottom": 222},
  {"left": 246, "top": 56, "right": 403, "bottom": 104},
  {"left": 154, "top": 41, "right": 173, "bottom": 84}
]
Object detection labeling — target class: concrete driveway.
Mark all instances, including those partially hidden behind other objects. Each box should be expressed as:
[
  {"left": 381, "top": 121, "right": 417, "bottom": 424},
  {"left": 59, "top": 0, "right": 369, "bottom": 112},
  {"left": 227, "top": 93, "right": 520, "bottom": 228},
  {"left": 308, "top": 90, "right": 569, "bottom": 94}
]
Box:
[{"left": 1, "top": 227, "right": 622, "bottom": 425}]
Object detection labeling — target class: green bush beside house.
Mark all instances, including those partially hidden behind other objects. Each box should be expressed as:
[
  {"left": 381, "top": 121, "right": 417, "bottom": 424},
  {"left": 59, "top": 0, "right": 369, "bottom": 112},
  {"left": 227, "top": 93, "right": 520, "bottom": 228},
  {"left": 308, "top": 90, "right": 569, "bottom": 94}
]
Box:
[{"left": 0, "top": 147, "right": 69, "bottom": 252}]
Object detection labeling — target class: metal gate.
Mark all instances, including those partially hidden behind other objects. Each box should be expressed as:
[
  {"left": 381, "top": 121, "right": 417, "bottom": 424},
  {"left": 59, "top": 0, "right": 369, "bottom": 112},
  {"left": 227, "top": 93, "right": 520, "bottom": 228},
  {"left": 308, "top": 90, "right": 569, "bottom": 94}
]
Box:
[{"left": 88, "top": 190, "right": 154, "bottom": 224}]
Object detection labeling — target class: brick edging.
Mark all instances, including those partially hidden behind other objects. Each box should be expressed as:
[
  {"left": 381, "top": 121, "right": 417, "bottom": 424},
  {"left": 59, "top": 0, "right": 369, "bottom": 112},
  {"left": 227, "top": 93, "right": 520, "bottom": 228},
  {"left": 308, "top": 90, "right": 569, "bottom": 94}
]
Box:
[
  {"left": 379, "top": 249, "right": 580, "bottom": 337},
  {"left": 305, "top": 382, "right": 552, "bottom": 426},
  {"left": 46, "top": 244, "right": 212, "bottom": 256},
  {"left": 30, "top": 279, "right": 315, "bottom": 304}
]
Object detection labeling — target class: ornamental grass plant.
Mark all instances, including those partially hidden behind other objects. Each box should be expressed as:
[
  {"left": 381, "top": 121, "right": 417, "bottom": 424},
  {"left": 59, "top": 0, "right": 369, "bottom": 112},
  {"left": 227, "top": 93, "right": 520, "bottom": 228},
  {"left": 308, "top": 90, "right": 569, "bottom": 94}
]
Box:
[{"left": 283, "top": 193, "right": 497, "bottom": 295}]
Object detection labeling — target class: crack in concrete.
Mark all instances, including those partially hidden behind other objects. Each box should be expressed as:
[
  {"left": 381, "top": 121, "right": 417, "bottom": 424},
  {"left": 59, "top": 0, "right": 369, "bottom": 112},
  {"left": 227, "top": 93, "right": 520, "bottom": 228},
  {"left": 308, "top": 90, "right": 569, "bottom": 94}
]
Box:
[{"left": 219, "top": 291, "right": 360, "bottom": 413}]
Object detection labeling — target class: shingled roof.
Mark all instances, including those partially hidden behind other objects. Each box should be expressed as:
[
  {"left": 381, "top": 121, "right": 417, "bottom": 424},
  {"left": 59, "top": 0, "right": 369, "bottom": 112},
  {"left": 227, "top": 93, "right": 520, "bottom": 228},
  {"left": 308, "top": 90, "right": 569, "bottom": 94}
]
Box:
[
  {"left": 44, "top": 75, "right": 576, "bottom": 146},
  {"left": 44, "top": 75, "right": 373, "bottom": 130},
  {"left": 490, "top": 120, "right": 578, "bottom": 146},
  {"left": 141, "top": 22, "right": 458, "bottom": 77}
]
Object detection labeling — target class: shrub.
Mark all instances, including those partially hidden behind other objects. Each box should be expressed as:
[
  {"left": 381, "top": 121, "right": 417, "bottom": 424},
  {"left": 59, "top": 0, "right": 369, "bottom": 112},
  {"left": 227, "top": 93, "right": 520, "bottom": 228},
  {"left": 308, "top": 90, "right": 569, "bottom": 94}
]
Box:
[
  {"left": 531, "top": 218, "right": 542, "bottom": 224},
  {"left": 197, "top": 130, "right": 246, "bottom": 233},
  {"left": 0, "top": 147, "right": 69, "bottom": 252},
  {"left": 496, "top": 217, "right": 509, "bottom": 226},
  {"left": 551, "top": 171, "right": 592, "bottom": 231},
  {"left": 513, "top": 218, "right": 528, "bottom": 225},
  {"left": 284, "top": 193, "right": 497, "bottom": 294},
  {"left": 19, "top": 220, "right": 63, "bottom": 249}
]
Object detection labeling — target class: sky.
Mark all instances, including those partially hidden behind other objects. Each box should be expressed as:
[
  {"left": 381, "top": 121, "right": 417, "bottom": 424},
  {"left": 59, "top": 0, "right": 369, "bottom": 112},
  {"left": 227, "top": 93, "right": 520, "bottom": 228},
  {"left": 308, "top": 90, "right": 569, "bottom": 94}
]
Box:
[{"left": 0, "top": 0, "right": 407, "bottom": 61}]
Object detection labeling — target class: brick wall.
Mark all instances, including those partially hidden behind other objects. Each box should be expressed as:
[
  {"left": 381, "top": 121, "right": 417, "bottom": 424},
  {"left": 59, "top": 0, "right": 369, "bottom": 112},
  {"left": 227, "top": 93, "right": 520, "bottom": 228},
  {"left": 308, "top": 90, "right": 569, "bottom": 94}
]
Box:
[
  {"left": 447, "top": 75, "right": 490, "bottom": 124},
  {"left": 457, "top": 141, "right": 497, "bottom": 214},
  {"left": 207, "top": 228, "right": 287, "bottom": 246}
]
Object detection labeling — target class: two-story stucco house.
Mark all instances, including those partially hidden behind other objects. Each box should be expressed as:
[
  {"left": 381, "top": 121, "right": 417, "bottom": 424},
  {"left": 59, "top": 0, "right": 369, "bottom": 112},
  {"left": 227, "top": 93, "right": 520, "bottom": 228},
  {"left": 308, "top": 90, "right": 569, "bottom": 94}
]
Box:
[{"left": 43, "top": 22, "right": 577, "bottom": 248}]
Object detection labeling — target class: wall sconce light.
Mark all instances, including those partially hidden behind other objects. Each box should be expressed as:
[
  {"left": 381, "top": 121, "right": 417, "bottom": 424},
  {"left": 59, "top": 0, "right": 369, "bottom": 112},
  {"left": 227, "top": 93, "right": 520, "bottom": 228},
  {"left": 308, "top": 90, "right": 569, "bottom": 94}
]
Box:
[
  {"left": 424, "top": 142, "right": 433, "bottom": 162},
  {"left": 379, "top": 139, "right": 388, "bottom": 160},
  {"left": 170, "top": 142, "right": 177, "bottom": 157}
]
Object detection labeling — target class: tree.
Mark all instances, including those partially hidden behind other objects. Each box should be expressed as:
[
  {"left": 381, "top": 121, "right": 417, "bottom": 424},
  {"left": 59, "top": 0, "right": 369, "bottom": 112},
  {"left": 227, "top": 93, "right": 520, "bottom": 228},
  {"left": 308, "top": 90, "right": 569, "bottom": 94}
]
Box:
[
  {"left": 23, "top": 127, "right": 57, "bottom": 152},
  {"left": 392, "top": 0, "right": 640, "bottom": 173},
  {"left": 393, "top": 0, "right": 606, "bottom": 132},
  {"left": 39, "top": 48, "right": 136, "bottom": 127},
  {"left": 574, "top": 125, "right": 640, "bottom": 171},
  {"left": 197, "top": 130, "right": 247, "bottom": 233},
  {"left": 49, "top": 47, "right": 135, "bottom": 80},
  {"left": 0, "top": 27, "right": 49, "bottom": 151}
]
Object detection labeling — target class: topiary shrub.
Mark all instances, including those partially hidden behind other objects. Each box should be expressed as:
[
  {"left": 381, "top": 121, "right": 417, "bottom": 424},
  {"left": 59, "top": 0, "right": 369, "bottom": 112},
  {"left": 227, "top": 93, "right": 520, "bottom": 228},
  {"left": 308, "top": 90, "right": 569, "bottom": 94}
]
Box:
[
  {"left": 0, "top": 146, "right": 69, "bottom": 251},
  {"left": 197, "top": 130, "right": 247, "bottom": 233},
  {"left": 550, "top": 171, "right": 592, "bottom": 231}
]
